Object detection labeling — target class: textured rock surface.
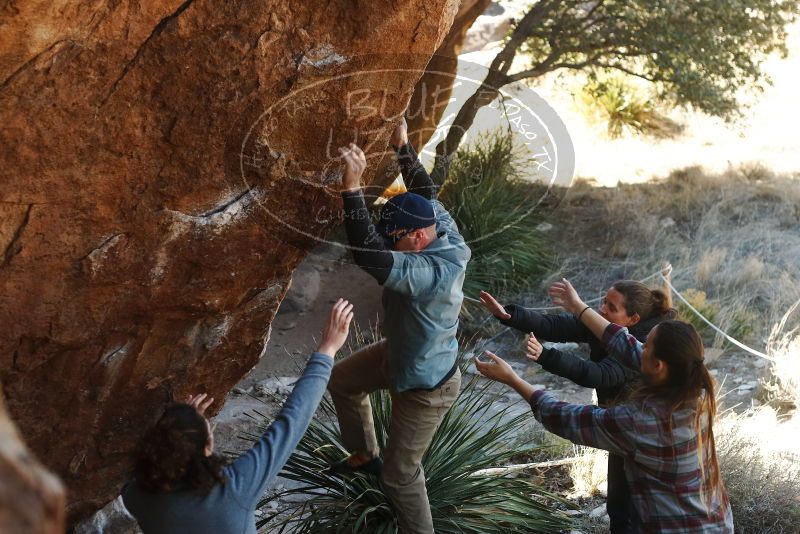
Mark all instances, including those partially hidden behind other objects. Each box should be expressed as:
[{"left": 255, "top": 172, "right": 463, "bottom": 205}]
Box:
[
  {"left": 0, "top": 0, "right": 458, "bottom": 523},
  {"left": 407, "top": 0, "right": 491, "bottom": 148},
  {"left": 0, "top": 384, "right": 65, "bottom": 533}
]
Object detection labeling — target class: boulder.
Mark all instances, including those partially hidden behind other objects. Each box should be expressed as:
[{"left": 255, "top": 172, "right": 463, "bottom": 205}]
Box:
[
  {"left": 0, "top": 384, "right": 65, "bottom": 533},
  {"left": 0, "top": 0, "right": 459, "bottom": 523}
]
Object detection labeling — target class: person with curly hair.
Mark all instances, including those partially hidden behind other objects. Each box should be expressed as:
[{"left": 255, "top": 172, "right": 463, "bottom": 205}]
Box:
[{"left": 121, "top": 299, "right": 355, "bottom": 534}]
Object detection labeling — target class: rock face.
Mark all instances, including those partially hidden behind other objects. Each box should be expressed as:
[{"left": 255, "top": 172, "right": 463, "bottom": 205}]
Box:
[
  {"left": 407, "top": 0, "right": 491, "bottom": 148},
  {"left": 0, "top": 0, "right": 458, "bottom": 523},
  {"left": 0, "top": 384, "right": 65, "bottom": 533}
]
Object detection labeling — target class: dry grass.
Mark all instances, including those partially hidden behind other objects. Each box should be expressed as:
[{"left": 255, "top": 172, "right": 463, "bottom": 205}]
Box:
[
  {"left": 760, "top": 301, "right": 800, "bottom": 412},
  {"left": 534, "top": 165, "right": 800, "bottom": 350},
  {"left": 566, "top": 446, "right": 608, "bottom": 500},
  {"left": 695, "top": 248, "right": 728, "bottom": 287},
  {"left": 716, "top": 406, "right": 800, "bottom": 533}
]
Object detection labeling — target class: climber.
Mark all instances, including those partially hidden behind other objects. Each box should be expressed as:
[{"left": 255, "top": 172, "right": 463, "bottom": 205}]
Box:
[
  {"left": 476, "top": 279, "right": 733, "bottom": 533},
  {"left": 121, "top": 299, "right": 354, "bottom": 534},
  {"left": 327, "top": 117, "right": 470, "bottom": 534}
]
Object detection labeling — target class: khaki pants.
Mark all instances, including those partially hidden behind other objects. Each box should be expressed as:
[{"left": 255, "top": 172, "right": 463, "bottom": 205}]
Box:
[{"left": 328, "top": 339, "right": 461, "bottom": 534}]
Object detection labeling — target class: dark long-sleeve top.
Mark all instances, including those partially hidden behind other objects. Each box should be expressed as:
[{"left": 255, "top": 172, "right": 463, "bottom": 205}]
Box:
[
  {"left": 341, "top": 143, "right": 437, "bottom": 284},
  {"left": 122, "top": 353, "right": 333, "bottom": 534},
  {"left": 499, "top": 305, "right": 666, "bottom": 405},
  {"left": 342, "top": 142, "right": 470, "bottom": 391}
]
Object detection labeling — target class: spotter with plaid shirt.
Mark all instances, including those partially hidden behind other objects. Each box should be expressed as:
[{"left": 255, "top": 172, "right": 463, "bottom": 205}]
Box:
[{"left": 476, "top": 279, "right": 733, "bottom": 533}]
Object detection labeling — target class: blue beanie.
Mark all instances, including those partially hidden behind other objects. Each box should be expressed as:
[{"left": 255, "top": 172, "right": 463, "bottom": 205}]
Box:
[{"left": 376, "top": 192, "right": 435, "bottom": 238}]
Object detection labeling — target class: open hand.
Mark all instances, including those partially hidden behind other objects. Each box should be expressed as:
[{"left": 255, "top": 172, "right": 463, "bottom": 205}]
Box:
[
  {"left": 525, "top": 333, "right": 544, "bottom": 361},
  {"left": 391, "top": 116, "right": 408, "bottom": 149},
  {"left": 474, "top": 351, "right": 519, "bottom": 386},
  {"left": 479, "top": 290, "right": 511, "bottom": 320},
  {"left": 317, "top": 298, "right": 354, "bottom": 357},
  {"left": 186, "top": 393, "right": 214, "bottom": 415},
  {"left": 549, "top": 278, "right": 586, "bottom": 316},
  {"left": 339, "top": 143, "right": 367, "bottom": 191}
]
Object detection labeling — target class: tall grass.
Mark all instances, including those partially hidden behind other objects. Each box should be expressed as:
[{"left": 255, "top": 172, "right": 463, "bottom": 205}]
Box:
[
  {"left": 716, "top": 405, "right": 800, "bottom": 533},
  {"left": 439, "top": 132, "right": 553, "bottom": 305},
  {"left": 553, "top": 165, "right": 800, "bottom": 347},
  {"left": 247, "top": 347, "right": 572, "bottom": 532},
  {"left": 760, "top": 300, "right": 800, "bottom": 412}
]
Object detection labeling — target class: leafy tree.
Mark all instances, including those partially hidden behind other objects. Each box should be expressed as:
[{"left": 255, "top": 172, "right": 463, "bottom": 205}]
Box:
[{"left": 431, "top": 0, "right": 798, "bottom": 182}]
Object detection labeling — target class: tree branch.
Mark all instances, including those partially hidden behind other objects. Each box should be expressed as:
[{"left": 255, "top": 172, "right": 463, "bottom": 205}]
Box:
[
  {"left": 489, "top": 0, "right": 559, "bottom": 75},
  {"left": 594, "top": 62, "right": 665, "bottom": 83}
]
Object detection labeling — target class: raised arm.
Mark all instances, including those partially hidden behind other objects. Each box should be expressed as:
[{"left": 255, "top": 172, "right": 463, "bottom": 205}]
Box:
[
  {"left": 227, "top": 300, "right": 353, "bottom": 507},
  {"left": 528, "top": 390, "right": 637, "bottom": 455},
  {"left": 391, "top": 117, "right": 436, "bottom": 200},
  {"left": 549, "top": 279, "right": 611, "bottom": 340},
  {"left": 601, "top": 324, "right": 644, "bottom": 370},
  {"left": 340, "top": 143, "right": 393, "bottom": 284},
  {"left": 549, "top": 279, "right": 643, "bottom": 370}
]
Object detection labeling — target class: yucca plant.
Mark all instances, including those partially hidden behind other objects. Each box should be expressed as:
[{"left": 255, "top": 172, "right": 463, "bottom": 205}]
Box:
[
  {"left": 580, "top": 77, "right": 683, "bottom": 139},
  {"left": 439, "top": 131, "right": 553, "bottom": 308},
  {"left": 249, "top": 367, "right": 573, "bottom": 533}
]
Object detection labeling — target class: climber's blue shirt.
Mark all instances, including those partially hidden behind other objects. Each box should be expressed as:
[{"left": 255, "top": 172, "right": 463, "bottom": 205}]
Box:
[
  {"left": 382, "top": 200, "right": 471, "bottom": 392},
  {"left": 121, "top": 353, "right": 332, "bottom": 534}
]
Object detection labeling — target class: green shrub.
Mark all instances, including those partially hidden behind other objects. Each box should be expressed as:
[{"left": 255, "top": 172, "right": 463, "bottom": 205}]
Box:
[
  {"left": 580, "top": 77, "right": 683, "bottom": 139},
  {"left": 439, "top": 131, "right": 553, "bottom": 305},
  {"left": 250, "top": 357, "right": 573, "bottom": 532}
]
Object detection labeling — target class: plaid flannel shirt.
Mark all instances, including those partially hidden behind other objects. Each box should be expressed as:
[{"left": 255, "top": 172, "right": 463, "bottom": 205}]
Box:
[{"left": 529, "top": 323, "right": 733, "bottom": 533}]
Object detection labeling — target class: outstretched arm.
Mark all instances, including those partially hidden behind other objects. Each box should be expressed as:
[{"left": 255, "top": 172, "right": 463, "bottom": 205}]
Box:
[
  {"left": 227, "top": 300, "right": 354, "bottom": 506},
  {"left": 526, "top": 334, "right": 635, "bottom": 389},
  {"left": 549, "top": 279, "right": 609, "bottom": 339},
  {"left": 528, "top": 390, "right": 637, "bottom": 455},
  {"left": 479, "top": 290, "right": 594, "bottom": 343},
  {"left": 475, "top": 351, "right": 637, "bottom": 456},
  {"left": 340, "top": 143, "right": 393, "bottom": 284},
  {"left": 391, "top": 117, "right": 437, "bottom": 200}
]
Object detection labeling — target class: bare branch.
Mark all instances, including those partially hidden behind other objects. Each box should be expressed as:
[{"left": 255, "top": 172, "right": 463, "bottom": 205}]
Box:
[
  {"left": 594, "top": 62, "right": 665, "bottom": 83},
  {"left": 507, "top": 44, "right": 645, "bottom": 83},
  {"left": 489, "top": 0, "right": 559, "bottom": 75}
]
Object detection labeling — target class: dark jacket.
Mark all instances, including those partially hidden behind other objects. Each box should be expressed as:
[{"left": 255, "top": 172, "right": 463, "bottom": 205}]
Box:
[{"left": 499, "top": 306, "right": 669, "bottom": 405}]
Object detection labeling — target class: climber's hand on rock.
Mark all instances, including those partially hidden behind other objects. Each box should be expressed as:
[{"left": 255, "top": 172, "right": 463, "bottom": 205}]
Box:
[
  {"left": 186, "top": 393, "right": 214, "bottom": 415},
  {"left": 339, "top": 143, "right": 366, "bottom": 191},
  {"left": 317, "top": 298, "right": 354, "bottom": 358},
  {"left": 391, "top": 116, "right": 408, "bottom": 149}
]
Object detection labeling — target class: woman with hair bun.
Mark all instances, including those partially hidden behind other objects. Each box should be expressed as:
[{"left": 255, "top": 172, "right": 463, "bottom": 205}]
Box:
[
  {"left": 480, "top": 278, "right": 676, "bottom": 532},
  {"left": 122, "top": 299, "right": 355, "bottom": 534}
]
